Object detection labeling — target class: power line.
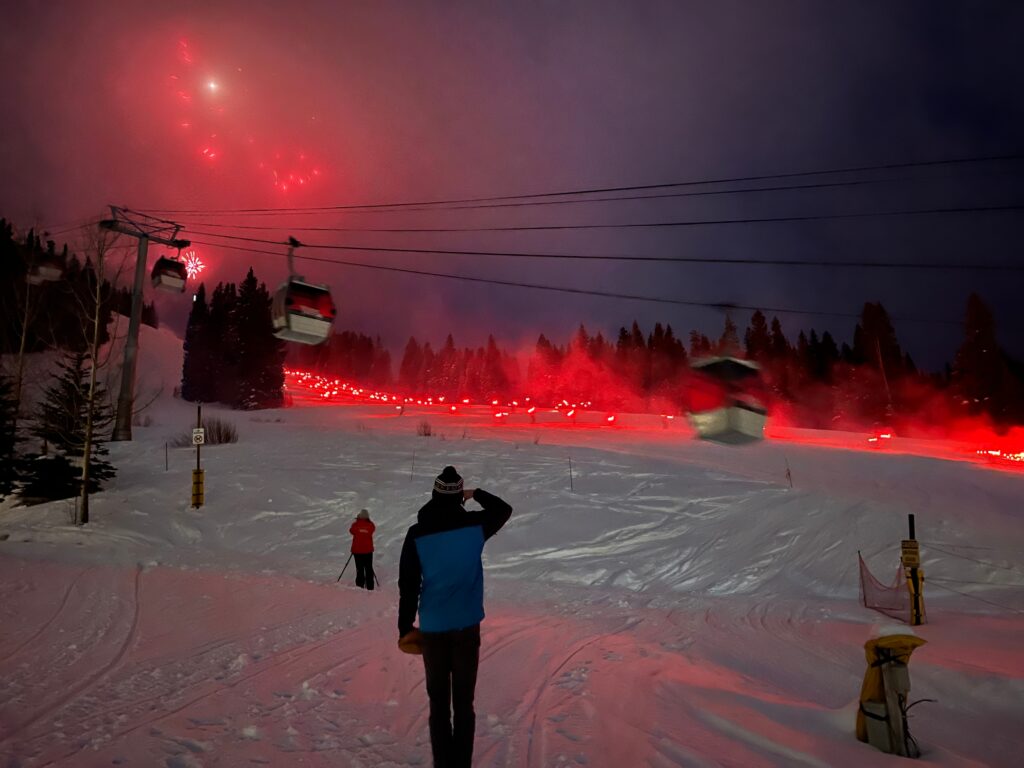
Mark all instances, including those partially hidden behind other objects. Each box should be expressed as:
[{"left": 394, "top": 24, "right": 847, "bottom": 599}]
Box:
[
  {"left": 184, "top": 236, "right": 958, "bottom": 325},
  {"left": 158, "top": 176, "right": 927, "bottom": 219},
  {"left": 171, "top": 203, "right": 1024, "bottom": 234},
  {"left": 179, "top": 227, "right": 1024, "bottom": 272},
  {"left": 137, "top": 150, "right": 1024, "bottom": 215}
]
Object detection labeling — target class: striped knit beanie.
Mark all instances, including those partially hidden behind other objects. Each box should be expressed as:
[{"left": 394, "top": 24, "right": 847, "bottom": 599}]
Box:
[{"left": 433, "top": 465, "right": 464, "bottom": 495}]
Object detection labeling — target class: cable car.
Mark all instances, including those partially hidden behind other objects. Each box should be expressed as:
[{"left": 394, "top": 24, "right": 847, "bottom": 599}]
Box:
[
  {"left": 151, "top": 256, "right": 188, "bottom": 292},
  {"left": 686, "top": 357, "right": 767, "bottom": 445},
  {"left": 27, "top": 253, "right": 64, "bottom": 285},
  {"left": 272, "top": 277, "right": 336, "bottom": 344}
]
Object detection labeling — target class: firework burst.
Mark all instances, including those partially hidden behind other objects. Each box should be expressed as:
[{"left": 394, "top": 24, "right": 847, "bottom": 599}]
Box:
[{"left": 183, "top": 250, "right": 206, "bottom": 279}]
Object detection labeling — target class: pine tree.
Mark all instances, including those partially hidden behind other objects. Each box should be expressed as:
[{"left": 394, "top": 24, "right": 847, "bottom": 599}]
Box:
[
  {"left": 769, "top": 317, "right": 789, "bottom": 359},
  {"left": 744, "top": 310, "right": 771, "bottom": 360},
  {"left": 22, "top": 351, "right": 115, "bottom": 503},
  {"left": 0, "top": 372, "right": 20, "bottom": 499},
  {"left": 181, "top": 284, "right": 214, "bottom": 402},
  {"left": 234, "top": 269, "right": 285, "bottom": 409},
  {"left": 398, "top": 337, "right": 423, "bottom": 391},
  {"left": 952, "top": 293, "right": 1007, "bottom": 418},
  {"left": 719, "top": 314, "right": 740, "bottom": 355},
  {"left": 207, "top": 283, "right": 239, "bottom": 405}
]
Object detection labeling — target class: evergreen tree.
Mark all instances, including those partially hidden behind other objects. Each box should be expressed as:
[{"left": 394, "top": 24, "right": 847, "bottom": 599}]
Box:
[
  {"left": 22, "top": 351, "right": 115, "bottom": 503},
  {"left": 952, "top": 293, "right": 1008, "bottom": 419},
  {"left": 769, "top": 317, "right": 789, "bottom": 359},
  {"left": 718, "top": 313, "right": 740, "bottom": 355},
  {"left": 207, "top": 283, "right": 239, "bottom": 405},
  {"left": 398, "top": 337, "right": 423, "bottom": 391},
  {"left": 234, "top": 269, "right": 285, "bottom": 409},
  {"left": 181, "top": 284, "right": 215, "bottom": 402},
  {"left": 853, "top": 302, "right": 905, "bottom": 378},
  {"left": 0, "top": 372, "right": 20, "bottom": 499},
  {"left": 744, "top": 310, "right": 771, "bottom": 360}
]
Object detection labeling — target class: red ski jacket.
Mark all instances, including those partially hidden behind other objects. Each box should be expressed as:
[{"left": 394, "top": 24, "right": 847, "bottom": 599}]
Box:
[{"left": 350, "top": 519, "right": 375, "bottom": 554}]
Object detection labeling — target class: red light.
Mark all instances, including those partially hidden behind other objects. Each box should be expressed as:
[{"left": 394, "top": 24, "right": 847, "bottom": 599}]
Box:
[
  {"left": 450, "top": 405, "right": 457, "bottom": 413},
  {"left": 606, "top": 414, "right": 616, "bottom": 423}
]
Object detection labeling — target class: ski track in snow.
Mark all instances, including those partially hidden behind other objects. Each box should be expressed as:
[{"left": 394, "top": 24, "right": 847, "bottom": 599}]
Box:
[{"left": 0, "top": 349, "right": 1022, "bottom": 766}]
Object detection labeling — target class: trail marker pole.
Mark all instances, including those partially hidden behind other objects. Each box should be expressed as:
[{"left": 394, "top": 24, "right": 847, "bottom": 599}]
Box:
[
  {"left": 902, "top": 514, "right": 925, "bottom": 625},
  {"left": 191, "top": 403, "right": 205, "bottom": 509}
]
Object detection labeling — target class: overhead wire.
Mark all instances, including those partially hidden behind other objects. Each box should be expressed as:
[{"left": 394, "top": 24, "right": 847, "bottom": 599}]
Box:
[
  {"left": 155, "top": 176, "right": 951, "bottom": 218},
  {"left": 137, "top": 150, "right": 1024, "bottom": 215},
  {"left": 184, "top": 236, "right": 959, "bottom": 325},
  {"left": 177, "top": 226, "right": 1023, "bottom": 272},
  {"left": 167, "top": 203, "right": 1024, "bottom": 234}
]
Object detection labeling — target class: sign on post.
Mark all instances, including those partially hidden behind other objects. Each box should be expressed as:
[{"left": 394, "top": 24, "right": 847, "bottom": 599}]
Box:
[
  {"left": 900, "top": 539, "right": 920, "bottom": 569},
  {"left": 192, "top": 428, "right": 205, "bottom": 446}
]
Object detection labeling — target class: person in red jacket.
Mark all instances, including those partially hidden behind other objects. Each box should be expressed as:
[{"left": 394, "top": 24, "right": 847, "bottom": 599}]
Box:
[{"left": 349, "top": 509, "right": 376, "bottom": 590}]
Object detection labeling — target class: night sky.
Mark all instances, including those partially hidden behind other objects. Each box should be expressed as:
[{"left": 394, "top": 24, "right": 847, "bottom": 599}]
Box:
[{"left": 2, "top": 0, "right": 1022, "bottom": 369}]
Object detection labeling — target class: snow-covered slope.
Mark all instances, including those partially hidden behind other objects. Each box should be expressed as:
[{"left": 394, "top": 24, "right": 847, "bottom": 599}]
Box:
[{"left": 2, "top": 337, "right": 1022, "bottom": 767}]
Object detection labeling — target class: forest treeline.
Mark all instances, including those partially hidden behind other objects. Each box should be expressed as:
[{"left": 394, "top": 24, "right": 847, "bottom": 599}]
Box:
[{"left": 288, "top": 297, "right": 1024, "bottom": 433}]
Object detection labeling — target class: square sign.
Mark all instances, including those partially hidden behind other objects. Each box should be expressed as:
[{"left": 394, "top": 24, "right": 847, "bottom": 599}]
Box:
[{"left": 192, "top": 427, "right": 205, "bottom": 445}]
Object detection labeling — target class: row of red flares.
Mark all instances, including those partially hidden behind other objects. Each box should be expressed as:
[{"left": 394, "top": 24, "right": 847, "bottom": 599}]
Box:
[
  {"left": 285, "top": 369, "right": 627, "bottom": 425},
  {"left": 285, "top": 369, "right": 1023, "bottom": 468}
]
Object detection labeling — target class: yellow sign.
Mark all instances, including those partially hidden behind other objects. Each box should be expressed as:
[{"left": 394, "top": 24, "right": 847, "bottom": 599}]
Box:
[
  {"left": 900, "top": 539, "right": 920, "bottom": 568},
  {"left": 191, "top": 469, "right": 205, "bottom": 508}
]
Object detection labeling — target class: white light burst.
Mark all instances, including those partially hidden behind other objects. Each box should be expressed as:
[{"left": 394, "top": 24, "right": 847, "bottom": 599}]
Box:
[{"left": 183, "top": 250, "right": 205, "bottom": 279}]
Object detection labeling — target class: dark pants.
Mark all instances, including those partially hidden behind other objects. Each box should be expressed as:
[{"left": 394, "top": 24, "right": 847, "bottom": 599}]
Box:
[
  {"left": 354, "top": 552, "right": 374, "bottom": 590},
  {"left": 421, "top": 624, "right": 481, "bottom": 768}
]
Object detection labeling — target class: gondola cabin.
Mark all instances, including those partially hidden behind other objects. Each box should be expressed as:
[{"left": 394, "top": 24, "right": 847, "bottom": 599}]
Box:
[
  {"left": 151, "top": 257, "right": 188, "bottom": 292},
  {"left": 687, "top": 356, "right": 767, "bottom": 445},
  {"left": 272, "top": 277, "right": 336, "bottom": 344}
]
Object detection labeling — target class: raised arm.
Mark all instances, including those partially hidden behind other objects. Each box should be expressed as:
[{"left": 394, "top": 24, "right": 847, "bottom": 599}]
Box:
[{"left": 468, "top": 488, "right": 513, "bottom": 540}]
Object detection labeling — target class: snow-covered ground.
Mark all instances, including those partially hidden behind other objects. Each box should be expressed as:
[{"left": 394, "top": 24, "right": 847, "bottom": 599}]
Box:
[{"left": 2, "top": 326, "right": 1023, "bottom": 767}]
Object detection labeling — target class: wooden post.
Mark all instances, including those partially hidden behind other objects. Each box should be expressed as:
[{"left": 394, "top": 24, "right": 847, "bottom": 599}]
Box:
[
  {"left": 880, "top": 657, "right": 910, "bottom": 757},
  {"left": 569, "top": 456, "right": 574, "bottom": 492},
  {"left": 901, "top": 514, "right": 925, "bottom": 626}
]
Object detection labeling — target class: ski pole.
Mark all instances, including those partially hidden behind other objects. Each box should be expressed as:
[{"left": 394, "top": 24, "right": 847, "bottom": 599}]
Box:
[{"left": 337, "top": 553, "right": 353, "bottom": 582}]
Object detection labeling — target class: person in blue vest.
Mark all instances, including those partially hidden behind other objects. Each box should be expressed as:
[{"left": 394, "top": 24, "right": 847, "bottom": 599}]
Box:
[{"left": 397, "top": 466, "right": 513, "bottom": 768}]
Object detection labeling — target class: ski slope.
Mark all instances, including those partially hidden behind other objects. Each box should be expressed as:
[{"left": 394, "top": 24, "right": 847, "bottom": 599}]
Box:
[{"left": 2, "top": 326, "right": 1023, "bottom": 767}]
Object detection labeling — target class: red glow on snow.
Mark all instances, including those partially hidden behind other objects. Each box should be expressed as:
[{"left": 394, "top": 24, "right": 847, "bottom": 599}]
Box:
[{"left": 281, "top": 368, "right": 1024, "bottom": 472}]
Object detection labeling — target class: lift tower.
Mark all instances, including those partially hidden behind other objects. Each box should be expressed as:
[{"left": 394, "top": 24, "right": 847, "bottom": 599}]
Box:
[{"left": 99, "top": 207, "right": 190, "bottom": 441}]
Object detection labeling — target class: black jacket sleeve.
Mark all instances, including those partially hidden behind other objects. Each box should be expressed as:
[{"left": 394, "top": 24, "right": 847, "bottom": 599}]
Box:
[
  {"left": 397, "top": 528, "right": 422, "bottom": 637},
  {"left": 471, "top": 489, "right": 513, "bottom": 540}
]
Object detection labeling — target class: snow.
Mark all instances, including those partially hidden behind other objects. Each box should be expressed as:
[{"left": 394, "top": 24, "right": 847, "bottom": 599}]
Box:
[{"left": 1, "top": 325, "right": 1023, "bottom": 766}]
